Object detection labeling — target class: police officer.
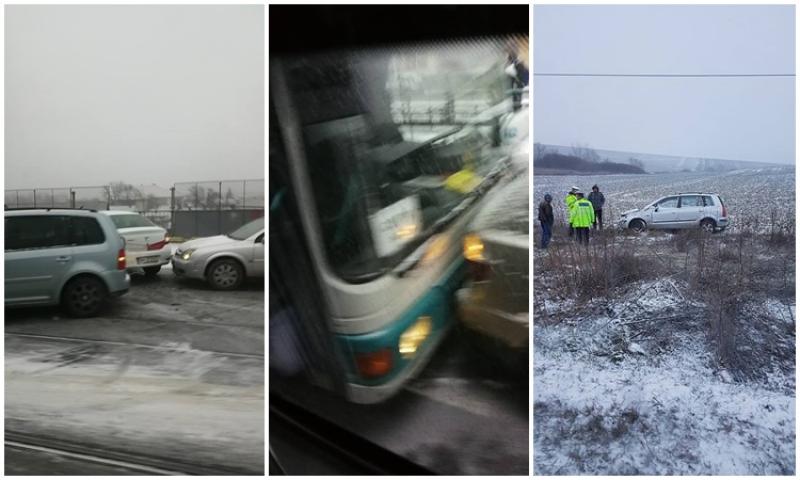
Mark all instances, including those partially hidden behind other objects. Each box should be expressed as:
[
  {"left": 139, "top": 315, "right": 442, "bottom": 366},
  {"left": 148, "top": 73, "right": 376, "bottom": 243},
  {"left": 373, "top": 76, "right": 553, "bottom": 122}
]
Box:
[
  {"left": 564, "top": 187, "right": 578, "bottom": 237},
  {"left": 571, "top": 190, "right": 595, "bottom": 245}
]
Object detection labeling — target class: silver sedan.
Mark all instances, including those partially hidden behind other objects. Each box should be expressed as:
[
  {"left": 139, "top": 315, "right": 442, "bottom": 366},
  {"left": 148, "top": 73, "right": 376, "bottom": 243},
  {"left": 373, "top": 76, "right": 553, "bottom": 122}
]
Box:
[{"left": 172, "top": 217, "right": 264, "bottom": 290}]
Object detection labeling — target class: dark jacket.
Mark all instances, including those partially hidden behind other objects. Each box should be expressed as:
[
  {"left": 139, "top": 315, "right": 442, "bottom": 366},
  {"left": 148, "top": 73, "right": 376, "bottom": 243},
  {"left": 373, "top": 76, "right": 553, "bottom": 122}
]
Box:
[
  {"left": 588, "top": 191, "right": 605, "bottom": 210},
  {"left": 538, "top": 201, "right": 554, "bottom": 225}
]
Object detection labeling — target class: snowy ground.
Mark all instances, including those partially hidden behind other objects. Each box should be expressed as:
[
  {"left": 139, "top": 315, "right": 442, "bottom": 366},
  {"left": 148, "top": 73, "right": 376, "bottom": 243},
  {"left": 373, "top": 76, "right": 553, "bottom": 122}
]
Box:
[
  {"left": 534, "top": 279, "right": 795, "bottom": 475},
  {"left": 5, "top": 272, "right": 265, "bottom": 474},
  {"left": 533, "top": 168, "right": 796, "bottom": 475}
]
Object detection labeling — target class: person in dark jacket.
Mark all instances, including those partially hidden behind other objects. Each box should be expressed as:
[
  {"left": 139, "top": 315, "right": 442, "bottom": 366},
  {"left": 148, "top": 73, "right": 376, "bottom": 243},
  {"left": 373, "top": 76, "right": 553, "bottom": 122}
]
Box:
[
  {"left": 587, "top": 184, "right": 605, "bottom": 230},
  {"left": 538, "top": 193, "right": 554, "bottom": 248}
]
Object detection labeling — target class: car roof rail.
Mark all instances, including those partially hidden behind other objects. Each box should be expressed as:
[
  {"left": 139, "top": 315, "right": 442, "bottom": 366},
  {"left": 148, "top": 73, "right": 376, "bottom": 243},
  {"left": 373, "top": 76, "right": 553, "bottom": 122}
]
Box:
[{"left": 4, "top": 207, "right": 98, "bottom": 213}]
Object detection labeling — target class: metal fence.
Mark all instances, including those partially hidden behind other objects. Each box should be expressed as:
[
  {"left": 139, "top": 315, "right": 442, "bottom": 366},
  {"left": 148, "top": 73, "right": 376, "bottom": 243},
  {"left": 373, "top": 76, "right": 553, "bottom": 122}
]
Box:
[{"left": 5, "top": 179, "right": 264, "bottom": 239}]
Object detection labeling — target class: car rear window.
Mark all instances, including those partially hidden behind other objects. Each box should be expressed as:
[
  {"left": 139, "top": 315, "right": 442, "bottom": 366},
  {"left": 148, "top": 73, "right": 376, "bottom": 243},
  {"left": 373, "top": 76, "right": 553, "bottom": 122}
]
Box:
[
  {"left": 5, "top": 215, "right": 71, "bottom": 250},
  {"left": 70, "top": 217, "right": 106, "bottom": 245},
  {"left": 109, "top": 213, "right": 156, "bottom": 229},
  {"left": 680, "top": 195, "right": 701, "bottom": 207}
]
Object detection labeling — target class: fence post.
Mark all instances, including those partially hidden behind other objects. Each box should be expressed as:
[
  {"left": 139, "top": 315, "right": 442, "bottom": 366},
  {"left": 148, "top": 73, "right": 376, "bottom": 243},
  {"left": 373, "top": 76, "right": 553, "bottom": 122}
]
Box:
[
  {"left": 70, "top": 190, "right": 76, "bottom": 208},
  {"left": 170, "top": 186, "right": 176, "bottom": 235},
  {"left": 105, "top": 186, "right": 111, "bottom": 210},
  {"left": 218, "top": 181, "right": 222, "bottom": 235},
  {"left": 194, "top": 183, "right": 199, "bottom": 238},
  {"left": 33, "top": 189, "right": 37, "bottom": 208}
]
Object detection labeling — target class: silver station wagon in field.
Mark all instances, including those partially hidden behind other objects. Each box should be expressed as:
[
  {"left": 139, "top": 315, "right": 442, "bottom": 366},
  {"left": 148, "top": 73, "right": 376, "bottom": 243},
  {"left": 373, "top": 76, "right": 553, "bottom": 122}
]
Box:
[
  {"left": 5, "top": 208, "right": 130, "bottom": 317},
  {"left": 172, "top": 217, "right": 265, "bottom": 290},
  {"left": 618, "top": 192, "right": 729, "bottom": 233}
]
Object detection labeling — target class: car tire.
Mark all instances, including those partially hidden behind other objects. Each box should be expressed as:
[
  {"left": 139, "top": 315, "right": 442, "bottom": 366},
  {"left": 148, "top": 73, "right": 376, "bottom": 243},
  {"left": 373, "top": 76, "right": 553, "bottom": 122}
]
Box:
[
  {"left": 62, "top": 276, "right": 108, "bottom": 318},
  {"left": 143, "top": 266, "right": 161, "bottom": 276},
  {"left": 629, "top": 219, "right": 646, "bottom": 233},
  {"left": 206, "top": 258, "right": 244, "bottom": 290},
  {"left": 700, "top": 219, "right": 716, "bottom": 233}
]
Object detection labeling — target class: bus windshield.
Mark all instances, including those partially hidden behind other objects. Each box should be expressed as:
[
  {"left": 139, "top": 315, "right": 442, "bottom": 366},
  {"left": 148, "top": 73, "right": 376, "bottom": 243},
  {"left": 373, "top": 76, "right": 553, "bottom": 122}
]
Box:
[{"left": 284, "top": 42, "right": 517, "bottom": 282}]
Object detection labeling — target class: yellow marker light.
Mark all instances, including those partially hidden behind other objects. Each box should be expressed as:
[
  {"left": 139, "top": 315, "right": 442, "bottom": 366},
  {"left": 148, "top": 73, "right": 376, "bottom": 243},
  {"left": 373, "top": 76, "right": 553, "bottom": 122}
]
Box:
[
  {"left": 399, "top": 316, "right": 433, "bottom": 358},
  {"left": 463, "top": 233, "right": 485, "bottom": 262},
  {"left": 396, "top": 223, "right": 418, "bottom": 240}
]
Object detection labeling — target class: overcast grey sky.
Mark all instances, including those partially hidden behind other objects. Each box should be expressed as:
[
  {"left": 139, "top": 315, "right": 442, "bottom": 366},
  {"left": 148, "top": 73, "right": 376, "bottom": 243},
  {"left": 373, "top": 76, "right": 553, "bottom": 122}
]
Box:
[
  {"left": 534, "top": 5, "right": 795, "bottom": 164},
  {"left": 5, "top": 5, "right": 264, "bottom": 190}
]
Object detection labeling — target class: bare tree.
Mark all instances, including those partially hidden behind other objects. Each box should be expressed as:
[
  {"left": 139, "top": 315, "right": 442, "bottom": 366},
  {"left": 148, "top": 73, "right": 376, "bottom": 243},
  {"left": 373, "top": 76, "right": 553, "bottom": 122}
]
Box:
[
  {"left": 628, "top": 157, "right": 644, "bottom": 169},
  {"left": 107, "top": 182, "right": 143, "bottom": 207},
  {"left": 571, "top": 143, "right": 601, "bottom": 163},
  {"left": 534, "top": 142, "right": 549, "bottom": 161}
]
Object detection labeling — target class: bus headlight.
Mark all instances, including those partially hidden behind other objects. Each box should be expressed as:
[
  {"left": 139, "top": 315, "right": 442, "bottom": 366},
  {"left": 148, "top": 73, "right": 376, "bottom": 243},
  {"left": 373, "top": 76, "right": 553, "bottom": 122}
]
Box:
[{"left": 399, "top": 316, "right": 432, "bottom": 359}]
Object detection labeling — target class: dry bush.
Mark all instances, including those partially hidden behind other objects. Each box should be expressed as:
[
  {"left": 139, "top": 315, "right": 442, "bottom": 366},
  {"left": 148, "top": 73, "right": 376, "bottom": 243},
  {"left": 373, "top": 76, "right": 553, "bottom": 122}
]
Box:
[
  {"left": 540, "top": 227, "right": 661, "bottom": 301},
  {"left": 538, "top": 219, "right": 795, "bottom": 373}
]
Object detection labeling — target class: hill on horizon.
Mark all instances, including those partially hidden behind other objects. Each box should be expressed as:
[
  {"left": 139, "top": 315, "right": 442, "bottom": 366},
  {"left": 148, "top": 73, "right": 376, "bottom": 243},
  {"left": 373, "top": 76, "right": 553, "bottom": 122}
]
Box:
[{"left": 538, "top": 144, "right": 786, "bottom": 173}]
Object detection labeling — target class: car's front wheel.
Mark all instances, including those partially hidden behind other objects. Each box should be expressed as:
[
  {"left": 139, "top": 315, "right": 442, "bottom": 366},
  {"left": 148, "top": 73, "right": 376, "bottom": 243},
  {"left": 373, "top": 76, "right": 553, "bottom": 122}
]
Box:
[
  {"left": 206, "top": 258, "right": 244, "bottom": 290},
  {"left": 629, "top": 219, "right": 646, "bottom": 233},
  {"left": 62, "top": 276, "right": 108, "bottom": 317}
]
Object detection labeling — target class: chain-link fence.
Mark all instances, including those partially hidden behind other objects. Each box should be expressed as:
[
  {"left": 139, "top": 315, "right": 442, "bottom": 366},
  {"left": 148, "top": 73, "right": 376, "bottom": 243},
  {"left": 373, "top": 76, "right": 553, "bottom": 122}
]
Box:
[
  {"left": 5, "top": 179, "right": 264, "bottom": 239},
  {"left": 172, "top": 179, "right": 264, "bottom": 238}
]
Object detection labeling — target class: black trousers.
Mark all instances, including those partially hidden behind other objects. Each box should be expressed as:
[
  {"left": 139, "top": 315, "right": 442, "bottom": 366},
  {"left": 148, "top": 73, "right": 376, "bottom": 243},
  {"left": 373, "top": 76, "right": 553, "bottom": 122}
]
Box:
[
  {"left": 593, "top": 209, "right": 603, "bottom": 230},
  {"left": 576, "top": 227, "right": 590, "bottom": 244}
]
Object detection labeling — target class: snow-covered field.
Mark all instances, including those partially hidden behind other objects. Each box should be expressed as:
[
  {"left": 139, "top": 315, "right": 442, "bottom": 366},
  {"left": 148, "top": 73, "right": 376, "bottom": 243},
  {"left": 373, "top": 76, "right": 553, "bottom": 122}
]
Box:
[{"left": 533, "top": 168, "right": 796, "bottom": 475}]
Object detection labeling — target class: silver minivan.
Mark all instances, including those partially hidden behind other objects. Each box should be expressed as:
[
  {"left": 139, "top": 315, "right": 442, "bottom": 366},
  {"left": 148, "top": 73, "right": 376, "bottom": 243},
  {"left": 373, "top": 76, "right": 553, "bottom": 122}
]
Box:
[
  {"left": 5, "top": 209, "right": 130, "bottom": 317},
  {"left": 618, "top": 193, "right": 729, "bottom": 233}
]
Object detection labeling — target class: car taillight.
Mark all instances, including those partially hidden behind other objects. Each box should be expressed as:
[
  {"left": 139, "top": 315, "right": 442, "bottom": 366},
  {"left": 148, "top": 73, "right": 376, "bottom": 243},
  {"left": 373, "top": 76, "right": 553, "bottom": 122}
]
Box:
[
  {"left": 722, "top": 204, "right": 727, "bottom": 218},
  {"left": 117, "top": 249, "right": 126, "bottom": 270},
  {"left": 464, "top": 233, "right": 492, "bottom": 281},
  {"left": 147, "top": 237, "right": 170, "bottom": 251}
]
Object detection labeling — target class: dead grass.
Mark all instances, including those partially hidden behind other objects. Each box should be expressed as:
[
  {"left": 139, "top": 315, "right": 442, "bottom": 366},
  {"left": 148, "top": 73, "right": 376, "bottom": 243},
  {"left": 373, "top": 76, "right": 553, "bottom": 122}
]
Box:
[{"left": 535, "top": 219, "right": 795, "bottom": 374}]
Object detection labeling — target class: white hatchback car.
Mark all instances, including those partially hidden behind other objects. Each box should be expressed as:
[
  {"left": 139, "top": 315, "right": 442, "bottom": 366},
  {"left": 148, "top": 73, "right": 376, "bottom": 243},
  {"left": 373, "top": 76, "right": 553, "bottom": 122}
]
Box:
[
  {"left": 618, "top": 192, "right": 729, "bottom": 233},
  {"left": 101, "top": 210, "right": 171, "bottom": 276}
]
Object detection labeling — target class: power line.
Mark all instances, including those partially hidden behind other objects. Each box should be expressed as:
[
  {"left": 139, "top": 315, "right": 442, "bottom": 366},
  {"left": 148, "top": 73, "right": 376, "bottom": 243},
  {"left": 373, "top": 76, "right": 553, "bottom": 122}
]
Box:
[{"left": 535, "top": 73, "right": 794, "bottom": 77}]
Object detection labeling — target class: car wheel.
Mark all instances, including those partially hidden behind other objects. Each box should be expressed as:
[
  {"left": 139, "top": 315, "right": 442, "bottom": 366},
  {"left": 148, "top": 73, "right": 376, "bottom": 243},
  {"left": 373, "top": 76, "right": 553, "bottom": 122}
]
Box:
[
  {"left": 206, "top": 258, "right": 244, "bottom": 290},
  {"left": 143, "top": 266, "right": 161, "bottom": 276},
  {"left": 63, "top": 276, "right": 108, "bottom": 318},
  {"left": 700, "top": 219, "right": 716, "bottom": 233},
  {"left": 629, "top": 219, "right": 646, "bottom": 233}
]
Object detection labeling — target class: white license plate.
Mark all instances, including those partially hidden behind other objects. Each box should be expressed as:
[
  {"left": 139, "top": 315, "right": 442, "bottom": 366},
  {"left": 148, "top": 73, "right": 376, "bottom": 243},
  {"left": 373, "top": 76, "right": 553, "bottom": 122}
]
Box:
[{"left": 137, "top": 256, "right": 160, "bottom": 265}]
